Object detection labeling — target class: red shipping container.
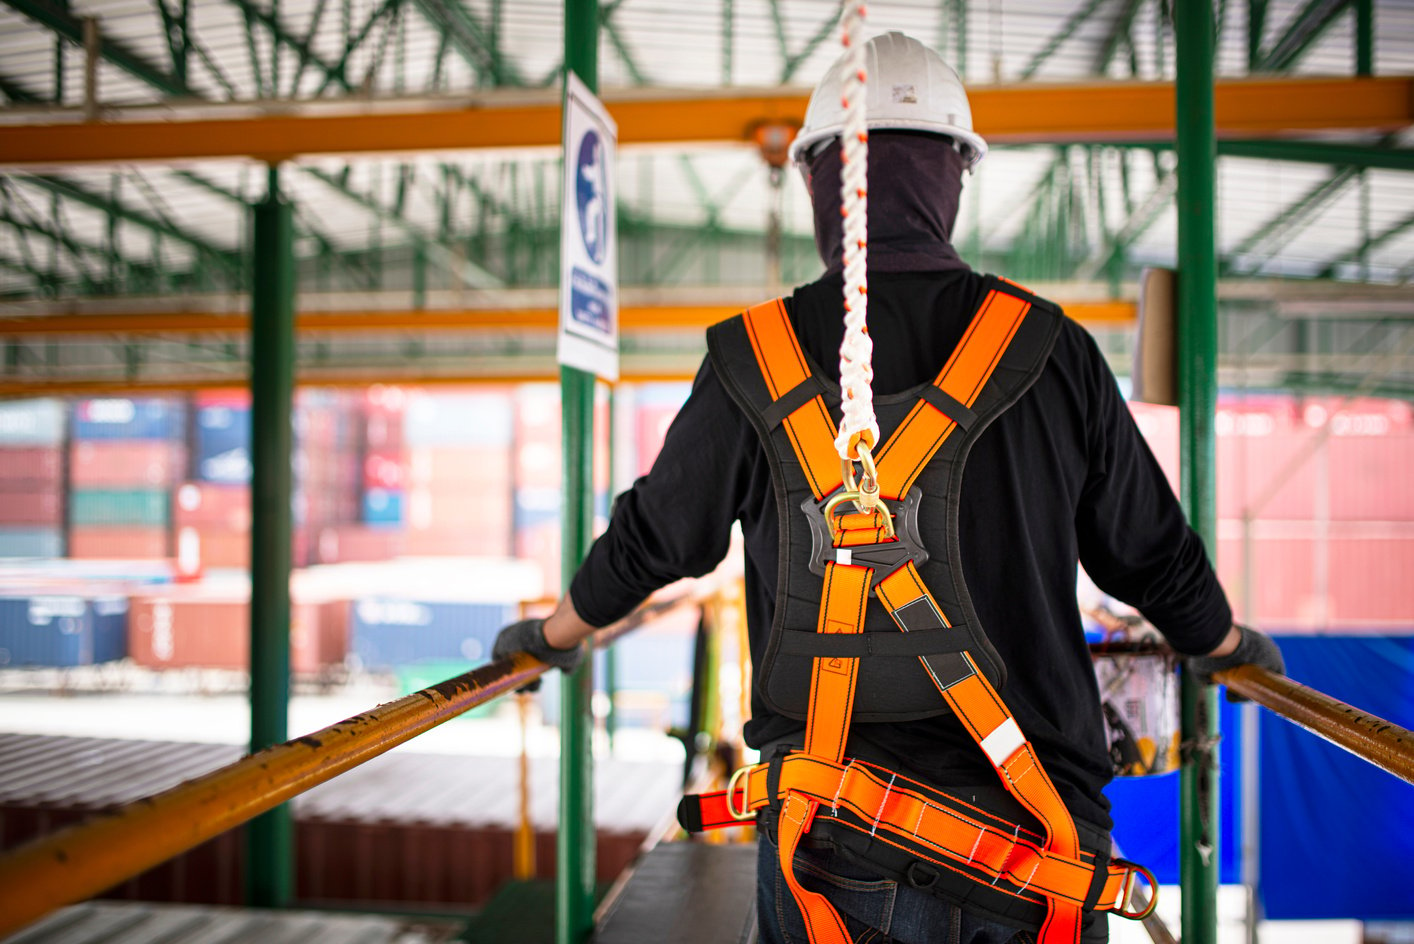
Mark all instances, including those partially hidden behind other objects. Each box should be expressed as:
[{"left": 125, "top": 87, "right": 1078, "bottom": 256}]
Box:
[
  {"left": 1327, "top": 528, "right": 1414, "bottom": 627},
  {"left": 173, "top": 482, "right": 251, "bottom": 531},
  {"left": 1217, "top": 429, "right": 1321, "bottom": 521},
  {"left": 363, "top": 450, "right": 407, "bottom": 491},
  {"left": 407, "top": 445, "right": 513, "bottom": 490},
  {"left": 70, "top": 440, "right": 187, "bottom": 488},
  {"left": 407, "top": 484, "right": 513, "bottom": 531},
  {"left": 1128, "top": 403, "right": 1179, "bottom": 496},
  {"left": 128, "top": 588, "right": 344, "bottom": 674},
  {"left": 1327, "top": 431, "right": 1414, "bottom": 522},
  {"left": 69, "top": 527, "right": 168, "bottom": 559},
  {"left": 404, "top": 523, "right": 514, "bottom": 557},
  {"left": 0, "top": 489, "right": 62, "bottom": 526},
  {"left": 313, "top": 525, "right": 405, "bottom": 564},
  {"left": 0, "top": 446, "right": 62, "bottom": 485}
]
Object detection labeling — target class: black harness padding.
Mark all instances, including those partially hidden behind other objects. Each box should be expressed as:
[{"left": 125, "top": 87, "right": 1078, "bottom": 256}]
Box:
[{"left": 706, "top": 276, "right": 1062, "bottom": 723}]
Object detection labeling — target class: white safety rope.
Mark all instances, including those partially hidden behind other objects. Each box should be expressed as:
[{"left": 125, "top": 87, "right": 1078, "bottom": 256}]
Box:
[{"left": 835, "top": 0, "right": 878, "bottom": 463}]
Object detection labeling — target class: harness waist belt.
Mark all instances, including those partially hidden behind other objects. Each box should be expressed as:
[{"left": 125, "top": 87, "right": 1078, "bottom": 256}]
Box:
[{"left": 678, "top": 753, "right": 1144, "bottom": 918}]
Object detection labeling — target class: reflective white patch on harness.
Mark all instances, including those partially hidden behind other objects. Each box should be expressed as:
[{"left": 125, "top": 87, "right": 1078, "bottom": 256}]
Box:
[
  {"left": 980, "top": 718, "right": 1025, "bottom": 766},
  {"left": 836, "top": 549, "right": 852, "bottom": 566}
]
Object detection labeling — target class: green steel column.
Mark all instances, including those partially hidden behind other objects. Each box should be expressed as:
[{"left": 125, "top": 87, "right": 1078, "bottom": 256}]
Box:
[
  {"left": 1355, "top": 0, "right": 1373, "bottom": 76},
  {"left": 559, "top": 1, "right": 598, "bottom": 942},
  {"left": 1174, "top": 2, "right": 1221, "bottom": 943},
  {"left": 246, "top": 165, "right": 296, "bottom": 909}
]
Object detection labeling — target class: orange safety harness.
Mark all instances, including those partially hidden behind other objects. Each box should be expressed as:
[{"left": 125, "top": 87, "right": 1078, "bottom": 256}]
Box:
[{"left": 681, "top": 283, "right": 1157, "bottom": 944}]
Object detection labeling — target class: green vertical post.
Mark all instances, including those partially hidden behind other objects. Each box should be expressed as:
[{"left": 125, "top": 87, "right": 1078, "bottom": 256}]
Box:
[
  {"left": 246, "top": 165, "right": 296, "bottom": 909},
  {"left": 1174, "top": 2, "right": 1221, "bottom": 943},
  {"left": 1355, "top": 0, "right": 1373, "bottom": 76},
  {"left": 559, "top": 1, "right": 598, "bottom": 942}
]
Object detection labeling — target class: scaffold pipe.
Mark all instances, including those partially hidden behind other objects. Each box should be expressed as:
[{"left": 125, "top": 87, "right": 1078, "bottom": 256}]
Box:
[{"left": 1214, "top": 664, "right": 1414, "bottom": 786}]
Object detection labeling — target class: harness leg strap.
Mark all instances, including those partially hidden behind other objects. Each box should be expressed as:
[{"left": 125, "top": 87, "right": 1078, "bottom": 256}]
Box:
[{"left": 778, "top": 792, "right": 852, "bottom": 944}]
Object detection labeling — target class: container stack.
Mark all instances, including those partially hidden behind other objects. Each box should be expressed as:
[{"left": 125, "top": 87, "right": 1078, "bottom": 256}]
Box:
[
  {"left": 513, "top": 385, "right": 562, "bottom": 599},
  {"left": 404, "top": 388, "right": 515, "bottom": 557},
  {"left": 0, "top": 589, "right": 128, "bottom": 668},
  {"left": 297, "top": 389, "right": 361, "bottom": 566},
  {"left": 177, "top": 390, "right": 253, "bottom": 570},
  {"left": 68, "top": 398, "right": 185, "bottom": 560},
  {"left": 0, "top": 399, "right": 65, "bottom": 559}
]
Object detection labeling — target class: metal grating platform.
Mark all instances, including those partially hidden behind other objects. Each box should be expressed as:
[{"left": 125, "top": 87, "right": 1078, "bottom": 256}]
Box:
[
  {"left": 0, "top": 901, "right": 461, "bottom": 944},
  {"left": 594, "top": 842, "right": 758, "bottom": 944}
]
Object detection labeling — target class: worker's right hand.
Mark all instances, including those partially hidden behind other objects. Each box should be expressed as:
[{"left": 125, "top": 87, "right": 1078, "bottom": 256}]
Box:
[
  {"left": 1186, "top": 625, "right": 1285, "bottom": 702},
  {"left": 491, "top": 618, "right": 585, "bottom": 693}
]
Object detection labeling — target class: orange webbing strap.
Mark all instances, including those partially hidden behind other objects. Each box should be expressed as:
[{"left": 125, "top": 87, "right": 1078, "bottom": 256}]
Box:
[
  {"left": 743, "top": 299, "right": 842, "bottom": 501},
  {"left": 683, "top": 755, "right": 1141, "bottom": 916},
  {"left": 778, "top": 792, "right": 851, "bottom": 944},
  {"left": 784, "top": 559, "right": 872, "bottom": 944},
  {"left": 876, "top": 562, "right": 1083, "bottom": 944},
  {"left": 803, "top": 562, "right": 872, "bottom": 763},
  {"left": 873, "top": 288, "right": 1030, "bottom": 500}
]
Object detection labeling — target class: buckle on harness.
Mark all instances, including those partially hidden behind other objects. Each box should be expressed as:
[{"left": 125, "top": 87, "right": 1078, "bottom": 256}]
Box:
[
  {"left": 804, "top": 488, "right": 929, "bottom": 585},
  {"left": 1115, "top": 859, "right": 1159, "bottom": 920},
  {"left": 725, "top": 765, "right": 756, "bottom": 821}
]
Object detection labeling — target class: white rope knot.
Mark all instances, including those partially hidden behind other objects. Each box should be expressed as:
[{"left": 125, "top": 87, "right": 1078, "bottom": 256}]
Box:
[{"left": 835, "top": 0, "right": 877, "bottom": 461}]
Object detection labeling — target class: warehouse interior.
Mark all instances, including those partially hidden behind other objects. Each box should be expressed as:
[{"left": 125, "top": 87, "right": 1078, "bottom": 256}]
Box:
[{"left": 0, "top": 0, "right": 1412, "bottom": 942}]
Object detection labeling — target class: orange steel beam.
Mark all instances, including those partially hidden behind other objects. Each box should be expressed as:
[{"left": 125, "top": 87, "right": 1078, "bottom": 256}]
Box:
[
  {"left": 1215, "top": 664, "right": 1414, "bottom": 786},
  {"left": 0, "top": 300, "right": 1134, "bottom": 336},
  {"left": 1, "top": 77, "right": 1408, "bottom": 165},
  {"left": 0, "top": 595, "right": 688, "bottom": 938}
]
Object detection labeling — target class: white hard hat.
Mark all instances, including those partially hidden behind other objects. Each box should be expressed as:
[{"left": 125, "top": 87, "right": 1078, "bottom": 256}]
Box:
[{"left": 788, "top": 31, "right": 987, "bottom": 170}]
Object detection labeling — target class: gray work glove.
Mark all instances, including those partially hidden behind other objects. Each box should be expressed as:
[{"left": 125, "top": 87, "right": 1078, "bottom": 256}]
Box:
[
  {"left": 491, "top": 618, "right": 584, "bottom": 693},
  {"left": 1187, "top": 625, "right": 1285, "bottom": 702}
]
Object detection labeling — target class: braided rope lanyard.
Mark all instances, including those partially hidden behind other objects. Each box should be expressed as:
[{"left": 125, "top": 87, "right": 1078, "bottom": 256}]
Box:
[{"left": 833, "top": 0, "right": 892, "bottom": 539}]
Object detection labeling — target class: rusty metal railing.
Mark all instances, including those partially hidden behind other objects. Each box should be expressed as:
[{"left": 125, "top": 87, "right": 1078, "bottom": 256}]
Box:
[
  {"left": 0, "top": 595, "right": 689, "bottom": 938},
  {"left": 1213, "top": 663, "right": 1414, "bottom": 786}
]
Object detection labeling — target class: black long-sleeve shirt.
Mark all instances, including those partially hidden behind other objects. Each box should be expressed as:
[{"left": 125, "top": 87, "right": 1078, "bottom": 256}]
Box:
[{"left": 571, "top": 269, "right": 1232, "bottom": 829}]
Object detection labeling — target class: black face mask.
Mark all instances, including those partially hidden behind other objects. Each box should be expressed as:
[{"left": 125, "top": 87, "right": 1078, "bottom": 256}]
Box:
[{"left": 806, "top": 131, "right": 969, "bottom": 275}]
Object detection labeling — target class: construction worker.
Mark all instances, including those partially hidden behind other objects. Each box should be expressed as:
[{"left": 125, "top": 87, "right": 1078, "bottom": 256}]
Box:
[{"left": 494, "top": 31, "right": 1284, "bottom": 944}]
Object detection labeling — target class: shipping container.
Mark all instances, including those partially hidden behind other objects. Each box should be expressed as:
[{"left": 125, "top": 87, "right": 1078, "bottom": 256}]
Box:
[
  {"left": 194, "top": 398, "right": 251, "bottom": 484},
  {"left": 70, "top": 440, "right": 186, "bottom": 488},
  {"left": 0, "top": 592, "right": 127, "bottom": 667},
  {"left": 1327, "top": 431, "right": 1414, "bottom": 522},
  {"left": 0, "top": 446, "right": 62, "bottom": 485},
  {"left": 128, "top": 587, "right": 345, "bottom": 674},
  {"left": 0, "top": 399, "right": 65, "bottom": 446},
  {"left": 73, "top": 398, "right": 185, "bottom": 441},
  {"left": 70, "top": 489, "right": 170, "bottom": 528},
  {"left": 69, "top": 527, "right": 168, "bottom": 560},
  {"left": 361, "top": 488, "right": 404, "bottom": 526},
  {"left": 313, "top": 525, "right": 404, "bottom": 564},
  {"left": 347, "top": 597, "right": 518, "bottom": 671},
  {"left": 173, "top": 482, "right": 250, "bottom": 531},
  {"left": 0, "top": 489, "right": 62, "bottom": 527},
  {"left": 362, "top": 450, "right": 406, "bottom": 491},
  {"left": 0, "top": 528, "right": 62, "bottom": 558},
  {"left": 514, "top": 386, "right": 561, "bottom": 491}
]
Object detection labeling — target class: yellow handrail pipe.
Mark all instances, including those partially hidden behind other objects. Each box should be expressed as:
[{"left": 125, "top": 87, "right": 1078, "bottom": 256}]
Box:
[
  {"left": 0, "top": 652, "right": 546, "bottom": 937},
  {"left": 1214, "top": 663, "right": 1414, "bottom": 786},
  {"left": 0, "top": 592, "right": 693, "bottom": 937}
]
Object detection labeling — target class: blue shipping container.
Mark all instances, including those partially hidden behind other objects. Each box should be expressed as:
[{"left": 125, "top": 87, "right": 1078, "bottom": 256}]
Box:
[
  {"left": 73, "top": 398, "right": 185, "bottom": 441},
  {"left": 196, "top": 404, "right": 252, "bottom": 484},
  {"left": 0, "top": 593, "right": 128, "bottom": 667},
  {"left": 362, "top": 488, "right": 404, "bottom": 526},
  {"left": 348, "top": 597, "right": 517, "bottom": 671},
  {"left": 0, "top": 528, "right": 63, "bottom": 558},
  {"left": 0, "top": 400, "right": 65, "bottom": 446}
]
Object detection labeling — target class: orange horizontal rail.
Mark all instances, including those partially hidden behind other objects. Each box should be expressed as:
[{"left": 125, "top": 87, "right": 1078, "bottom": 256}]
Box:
[
  {"left": 1213, "top": 664, "right": 1414, "bottom": 785},
  {"left": 0, "top": 300, "right": 1134, "bottom": 337},
  {"left": 0, "top": 593, "right": 690, "bottom": 938},
  {"left": 0, "top": 77, "right": 1408, "bottom": 165}
]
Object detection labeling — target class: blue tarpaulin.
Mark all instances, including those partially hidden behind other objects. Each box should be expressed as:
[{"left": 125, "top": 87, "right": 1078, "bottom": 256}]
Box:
[{"left": 1104, "top": 636, "right": 1414, "bottom": 921}]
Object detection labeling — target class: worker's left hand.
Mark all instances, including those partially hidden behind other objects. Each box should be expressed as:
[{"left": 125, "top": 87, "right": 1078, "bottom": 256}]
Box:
[
  {"left": 1186, "top": 625, "right": 1285, "bottom": 702},
  {"left": 491, "top": 618, "right": 585, "bottom": 692}
]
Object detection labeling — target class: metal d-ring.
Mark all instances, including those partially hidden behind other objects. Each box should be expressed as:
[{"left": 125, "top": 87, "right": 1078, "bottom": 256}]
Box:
[{"left": 725, "top": 766, "right": 755, "bottom": 821}]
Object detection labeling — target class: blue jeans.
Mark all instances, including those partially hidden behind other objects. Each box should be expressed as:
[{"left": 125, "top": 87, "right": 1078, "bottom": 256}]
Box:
[{"left": 757, "top": 809, "right": 1043, "bottom": 944}]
